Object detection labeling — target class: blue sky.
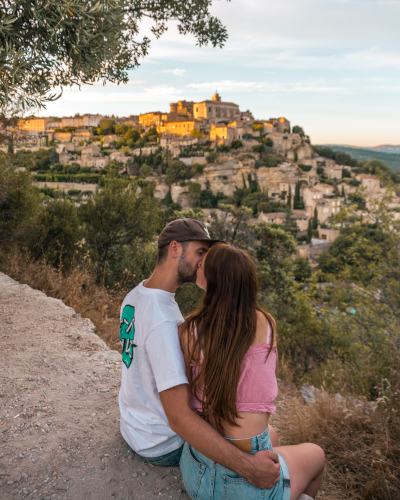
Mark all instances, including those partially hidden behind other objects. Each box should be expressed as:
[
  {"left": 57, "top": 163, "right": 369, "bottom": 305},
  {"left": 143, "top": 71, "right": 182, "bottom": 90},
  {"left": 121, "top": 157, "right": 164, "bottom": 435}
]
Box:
[{"left": 42, "top": 0, "right": 400, "bottom": 147}]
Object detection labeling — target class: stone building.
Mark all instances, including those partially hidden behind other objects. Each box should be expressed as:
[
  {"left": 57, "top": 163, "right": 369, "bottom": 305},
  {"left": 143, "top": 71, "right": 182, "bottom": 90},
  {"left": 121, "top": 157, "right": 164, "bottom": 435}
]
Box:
[
  {"left": 193, "top": 93, "right": 241, "bottom": 125},
  {"left": 81, "top": 145, "right": 101, "bottom": 167},
  {"left": 61, "top": 114, "right": 104, "bottom": 129},
  {"left": 269, "top": 117, "right": 291, "bottom": 133},
  {"left": 258, "top": 210, "right": 310, "bottom": 231},
  {"left": 139, "top": 112, "right": 166, "bottom": 129},
  {"left": 18, "top": 117, "right": 53, "bottom": 133},
  {"left": 161, "top": 119, "right": 201, "bottom": 137}
]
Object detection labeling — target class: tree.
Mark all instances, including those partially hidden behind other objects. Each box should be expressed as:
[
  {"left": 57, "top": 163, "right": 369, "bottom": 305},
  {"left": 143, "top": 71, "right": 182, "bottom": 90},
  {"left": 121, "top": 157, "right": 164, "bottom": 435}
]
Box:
[
  {"left": 292, "top": 125, "right": 305, "bottom": 137},
  {"left": 79, "top": 179, "right": 161, "bottom": 282},
  {"left": 0, "top": 157, "right": 40, "bottom": 247},
  {"left": 166, "top": 160, "right": 189, "bottom": 185},
  {"left": 189, "top": 182, "right": 201, "bottom": 206},
  {"left": 293, "top": 256, "right": 312, "bottom": 282},
  {"left": 281, "top": 209, "right": 298, "bottom": 237},
  {"left": 1, "top": 1, "right": 229, "bottom": 110},
  {"left": 287, "top": 187, "right": 292, "bottom": 208},
  {"left": 97, "top": 119, "right": 116, "bottom": 136},
  {"left": 29, "top": 199, "right": 82, "bottom": 269},
  {"left": 313, "top": 207, "right": 319, "bottom": 229},
  {"left": 231, "top": 139, "right": 243, "bottom": 149},
  {"left": 124, "top": 128, "right": 140, "bottom": 143},
  {"left": 307, "top": 219, "right": 313, "bottom": 243}
]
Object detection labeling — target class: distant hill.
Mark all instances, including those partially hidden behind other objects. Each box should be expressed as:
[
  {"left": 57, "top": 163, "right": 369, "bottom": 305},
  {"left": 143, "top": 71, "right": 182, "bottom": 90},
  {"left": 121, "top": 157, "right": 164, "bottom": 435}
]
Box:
[
  {"left": 320, "top": 145, "right": 400, "bottom": 173},
  {"left": 369, "top": 145, "right": 400, "bottom": 155}
]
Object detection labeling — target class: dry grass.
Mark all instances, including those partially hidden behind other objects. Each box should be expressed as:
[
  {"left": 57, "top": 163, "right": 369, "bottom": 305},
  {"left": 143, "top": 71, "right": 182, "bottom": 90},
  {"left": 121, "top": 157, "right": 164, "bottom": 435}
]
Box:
[
  {"left": 278, "top": 392, "right": 400, "bottom": 500},
  {"left": 1, "top": 251, "right": 123, "bottom": 351}
]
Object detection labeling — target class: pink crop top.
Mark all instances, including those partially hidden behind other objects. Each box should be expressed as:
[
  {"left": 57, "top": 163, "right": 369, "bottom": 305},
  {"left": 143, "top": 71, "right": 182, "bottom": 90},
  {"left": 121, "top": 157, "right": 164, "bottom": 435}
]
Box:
[{"left": 189, "top": 324, "right": 278, "bottom": 414}]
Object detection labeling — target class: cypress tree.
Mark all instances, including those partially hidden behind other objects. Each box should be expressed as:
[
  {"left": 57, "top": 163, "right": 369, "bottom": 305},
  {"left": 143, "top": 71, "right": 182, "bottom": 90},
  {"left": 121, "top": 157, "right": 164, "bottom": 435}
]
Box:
[
  {"left": 287, "top": 188, "right": 292, "bottom": 208},
  {"left": 307, "top": 219, "right": 313, "bottom": 243},
  {"left": 313, "top": 207, "right": 319, "bottom": 229}
]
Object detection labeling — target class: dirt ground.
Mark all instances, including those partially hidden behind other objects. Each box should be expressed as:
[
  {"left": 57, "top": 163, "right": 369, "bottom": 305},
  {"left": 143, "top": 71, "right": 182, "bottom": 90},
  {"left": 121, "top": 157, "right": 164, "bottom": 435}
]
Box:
[{"left": 0, "top": 272, "right": 341, "bottom": 500}]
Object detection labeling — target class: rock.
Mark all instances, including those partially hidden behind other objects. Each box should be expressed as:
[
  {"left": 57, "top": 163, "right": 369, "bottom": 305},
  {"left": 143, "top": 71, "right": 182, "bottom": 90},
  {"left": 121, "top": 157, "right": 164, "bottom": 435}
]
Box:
[
  {"left": 301, "top": 384, "right": 320, "bottom": 404},
  {"left": 297, "top": 495, "right": 313, "bottom": 500}
]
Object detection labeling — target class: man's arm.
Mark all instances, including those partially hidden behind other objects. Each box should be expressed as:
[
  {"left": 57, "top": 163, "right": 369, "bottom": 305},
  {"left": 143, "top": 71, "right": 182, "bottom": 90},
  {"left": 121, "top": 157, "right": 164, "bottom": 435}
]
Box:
[{"left": 160, "top": 384, "right": 280, "bottom": 489}]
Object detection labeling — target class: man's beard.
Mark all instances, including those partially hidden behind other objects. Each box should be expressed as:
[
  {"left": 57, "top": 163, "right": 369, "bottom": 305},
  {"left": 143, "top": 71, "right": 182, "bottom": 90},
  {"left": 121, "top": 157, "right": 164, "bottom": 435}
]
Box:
[{"left": 177, "top": 252, "right": 197, "bottom": 286}]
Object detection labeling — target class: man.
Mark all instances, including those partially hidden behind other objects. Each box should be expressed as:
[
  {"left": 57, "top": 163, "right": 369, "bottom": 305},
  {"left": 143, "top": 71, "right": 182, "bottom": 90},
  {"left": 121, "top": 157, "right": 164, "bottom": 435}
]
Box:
[{"left": 119, "top": 218, "right": 280, "bottom": 488}]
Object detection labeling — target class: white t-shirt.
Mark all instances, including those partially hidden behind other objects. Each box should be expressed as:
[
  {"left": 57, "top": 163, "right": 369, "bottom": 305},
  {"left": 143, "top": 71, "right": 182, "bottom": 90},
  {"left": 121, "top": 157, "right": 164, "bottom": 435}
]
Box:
[{"left": 118, "top": 281, "right": 188, "bottom": 457}]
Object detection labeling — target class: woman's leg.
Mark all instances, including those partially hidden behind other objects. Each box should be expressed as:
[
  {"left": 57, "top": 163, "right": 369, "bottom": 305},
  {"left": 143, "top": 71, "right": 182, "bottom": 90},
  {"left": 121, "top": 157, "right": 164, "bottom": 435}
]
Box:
[
  {"left": 268, "top": 424, "right": 279, "bottom": 447},
  {"left": 274, "top": 443, "right": 325, "bottom": 500}
]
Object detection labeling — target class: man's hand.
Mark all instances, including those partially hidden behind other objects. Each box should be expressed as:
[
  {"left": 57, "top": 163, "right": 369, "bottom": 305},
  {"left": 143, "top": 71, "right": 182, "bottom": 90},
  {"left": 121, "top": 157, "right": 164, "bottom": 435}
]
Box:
[
  {"left": 245, "top": 450, "right": 281, "bottom": 489},
  {"left": 160, "top": 384, "right": 280, "bottom": 489}
]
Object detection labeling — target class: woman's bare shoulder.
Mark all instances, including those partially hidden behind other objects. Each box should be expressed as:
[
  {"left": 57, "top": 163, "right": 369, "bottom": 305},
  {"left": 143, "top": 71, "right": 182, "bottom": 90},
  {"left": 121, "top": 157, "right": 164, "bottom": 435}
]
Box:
[{"left": 255, "top": 310, "right": 277, "bottom": 346}]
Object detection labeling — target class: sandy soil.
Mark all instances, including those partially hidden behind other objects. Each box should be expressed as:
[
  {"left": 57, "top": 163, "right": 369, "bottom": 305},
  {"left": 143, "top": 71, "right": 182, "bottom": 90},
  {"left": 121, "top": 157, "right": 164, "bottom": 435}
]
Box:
[
  {"left": 0, "top": 272, "right": 342, "bottom": 500},
  {"left": 0, "top": 273, "right": 187, "bottom": 500}
]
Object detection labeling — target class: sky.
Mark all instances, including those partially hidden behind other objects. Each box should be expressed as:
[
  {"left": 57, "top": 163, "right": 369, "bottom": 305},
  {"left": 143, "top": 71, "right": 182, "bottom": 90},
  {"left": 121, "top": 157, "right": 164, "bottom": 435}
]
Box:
[{"left": 41, "top": 0, "right": 400, "bottom": 147}]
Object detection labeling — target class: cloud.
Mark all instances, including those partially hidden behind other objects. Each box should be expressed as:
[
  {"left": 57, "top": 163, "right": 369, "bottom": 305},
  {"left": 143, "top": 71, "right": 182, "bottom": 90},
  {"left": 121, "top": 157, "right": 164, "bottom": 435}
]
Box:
[
  {"left": 187, "top": 80, "right": 352, "bottom": 95},
  {"left": 163, "top": 68, "right": 186, "bottom": 76}
]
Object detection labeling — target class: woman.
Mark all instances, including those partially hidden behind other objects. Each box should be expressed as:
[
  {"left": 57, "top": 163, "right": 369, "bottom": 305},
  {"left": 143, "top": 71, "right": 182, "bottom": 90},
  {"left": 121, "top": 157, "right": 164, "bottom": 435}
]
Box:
[{"left": 179, "top": 243, "right": 325, "bottom": 500}]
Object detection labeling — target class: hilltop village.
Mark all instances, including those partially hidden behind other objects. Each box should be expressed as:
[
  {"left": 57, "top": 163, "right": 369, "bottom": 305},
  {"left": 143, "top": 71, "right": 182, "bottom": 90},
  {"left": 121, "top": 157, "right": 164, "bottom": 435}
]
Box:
[{"left": 9, "top": 92, "right": 399, "bottom": 260}]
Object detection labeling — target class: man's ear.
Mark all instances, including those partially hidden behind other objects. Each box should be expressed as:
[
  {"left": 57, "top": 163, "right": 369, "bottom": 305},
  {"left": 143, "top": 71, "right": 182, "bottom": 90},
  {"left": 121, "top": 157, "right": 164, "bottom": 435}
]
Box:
[{"left": 169, "top": 241, "right": 180, "bottom": 258}]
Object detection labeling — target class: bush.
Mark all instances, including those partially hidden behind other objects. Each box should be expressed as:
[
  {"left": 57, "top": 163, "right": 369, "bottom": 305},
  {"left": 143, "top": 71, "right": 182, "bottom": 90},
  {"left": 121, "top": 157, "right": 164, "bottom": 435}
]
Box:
[
  {"left": 67, "top": 189, "right": 81, "bottom": 196},
  {"left": 166, "top": 160, "right": 190, "bottom": 185},
  {"left": 191, "top": 163, "right": 204, "bottom": 175},
  {"left": 231, "top": 139, "right": 243, "bottom": 149},
  {"left": 217, "top": 144, "right": 230, "bottom": 153},
  {"left": 298, "top": 164, "right": 312, "bottom": 172},
  {"left": 206, "top": 151, "right": 217, "bottom": 164}
]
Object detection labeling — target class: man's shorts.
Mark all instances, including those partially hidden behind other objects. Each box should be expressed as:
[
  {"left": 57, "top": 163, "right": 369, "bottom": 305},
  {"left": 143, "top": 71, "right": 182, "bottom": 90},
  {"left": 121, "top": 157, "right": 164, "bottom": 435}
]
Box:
[{"left": 133, "top": 445, "right": 184, "bottom": 467}]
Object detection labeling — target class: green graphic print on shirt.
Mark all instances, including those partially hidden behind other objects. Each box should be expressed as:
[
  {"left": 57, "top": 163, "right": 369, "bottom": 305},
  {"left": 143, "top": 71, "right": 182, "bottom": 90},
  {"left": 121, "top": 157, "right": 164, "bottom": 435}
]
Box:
[{"left": 120, "top": 305, "right": 137, "bottom": 368}]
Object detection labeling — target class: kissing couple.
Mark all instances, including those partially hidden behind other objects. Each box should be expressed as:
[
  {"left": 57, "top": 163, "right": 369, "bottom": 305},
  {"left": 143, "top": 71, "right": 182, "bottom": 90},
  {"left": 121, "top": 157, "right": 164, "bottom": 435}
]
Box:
[{"left": 118, "top": 218, "right": 325, "bottom": 500}]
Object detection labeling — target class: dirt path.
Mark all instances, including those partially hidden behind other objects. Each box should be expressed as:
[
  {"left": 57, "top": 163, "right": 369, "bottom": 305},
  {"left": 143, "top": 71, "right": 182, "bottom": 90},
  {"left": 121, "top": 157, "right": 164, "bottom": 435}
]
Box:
[
  {"left": 0, "top": 273, "right": 186, "bottom": 500},
  {"left": 0, "top": 272, "right": 341, "bottom": 500}
]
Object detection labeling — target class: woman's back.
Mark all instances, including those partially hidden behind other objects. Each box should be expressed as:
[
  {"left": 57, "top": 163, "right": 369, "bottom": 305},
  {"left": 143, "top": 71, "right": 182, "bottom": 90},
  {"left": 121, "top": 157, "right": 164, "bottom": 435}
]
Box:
[{"left": 188, "top": 310, "right": 278, "bottom": 439}]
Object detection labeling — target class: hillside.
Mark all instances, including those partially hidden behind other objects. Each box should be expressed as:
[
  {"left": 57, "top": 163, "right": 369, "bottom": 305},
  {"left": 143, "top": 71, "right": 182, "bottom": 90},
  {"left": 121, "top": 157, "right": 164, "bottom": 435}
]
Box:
[{"left": 321, "top": 145, "right": 400, "bottom": 172}]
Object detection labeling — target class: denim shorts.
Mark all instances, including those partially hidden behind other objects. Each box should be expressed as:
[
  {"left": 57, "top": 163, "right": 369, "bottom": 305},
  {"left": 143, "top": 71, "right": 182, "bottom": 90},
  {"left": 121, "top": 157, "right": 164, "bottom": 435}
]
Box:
[
  {"left": 133, "top": 444, "right": 183, "bottom": 467},
  {"left": 180, "top": 427, "right": 291, "bottom": 500}
]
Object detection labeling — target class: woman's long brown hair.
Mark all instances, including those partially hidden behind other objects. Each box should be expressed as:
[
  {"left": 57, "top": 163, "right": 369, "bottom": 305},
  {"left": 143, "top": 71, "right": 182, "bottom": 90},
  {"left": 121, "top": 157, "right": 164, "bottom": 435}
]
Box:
[{"left": 180, "top": 243, "right": 277, "bottom": 434}]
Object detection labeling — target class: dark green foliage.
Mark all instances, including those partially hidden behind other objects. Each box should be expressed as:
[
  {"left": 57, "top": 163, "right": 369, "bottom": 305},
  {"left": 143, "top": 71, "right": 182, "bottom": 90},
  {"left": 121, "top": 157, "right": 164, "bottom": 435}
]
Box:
[
  {"left": 97, "top": 119, "right": 116, "bottom": 136},
  {"left": 313, "top": 207, "right": 319, "bottom": 229},
  {"left": 1, "top": 0, "right": 229, "bottom": 110},
  {"left": 316, "top": 166, "right": 324, "bottom": 175},
  {"left": 316, "top": 224, "right": 384, "bottom": 278},
  {"left": 79, "top": 180, "right": 161, "bottom": 282},
  {"left": 175, "top": 282, "right": 205, "bottom": 317},
  {"left": 231, "top": 139, "right": 243, "bottom": 149},
  {"left": 199, "top": 190, "right": 226, "bottom": 209},
  {"left": 287, "top": 188, "right": 292, "bottom": 208},
  {"left": 206, "top": 151, "right": 217, "bottom": 164},
  {"left": 313, "top": 146, "right": 359, "bottom": 167},
  {"left": 298, "top": 164, "right": 312, "bottom": 172},
  {"left": 256, "top": 154, "right": 281, "bottom": 169},
  {"left": 281, "top": 209, "right": 298, "bottom": 237},
  {"left": 307, "top": 219, "right": 313, "bottom": 243},
  {"left": 292, "top": 125, "right": 305, "bottom": 137},
  {"left": 188, "top": 182, "right": 201, "bottom": 206},
  {"left": 29, "top": 199, "right": 82, "bottom": 269},
  {"left": 217, "top": 144, "right": 230, "bottom": 153},
  {"left": 293, "top": 181, "right": 304, "bottom": 209},
  {"left": 0, "top": 157, "right": 40, "bottom": 246},
  {"left": 241, "top": 192, "right": 270, "bottom": 214},
  {"left": 293, "top": 256, "right": 312, "bottom": 282},
  {"left": 342, "top": 168, "right": 351, "bottom": 178},
  {"left": 166, "top": 160, "right": 190, "bottom": 185}
]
